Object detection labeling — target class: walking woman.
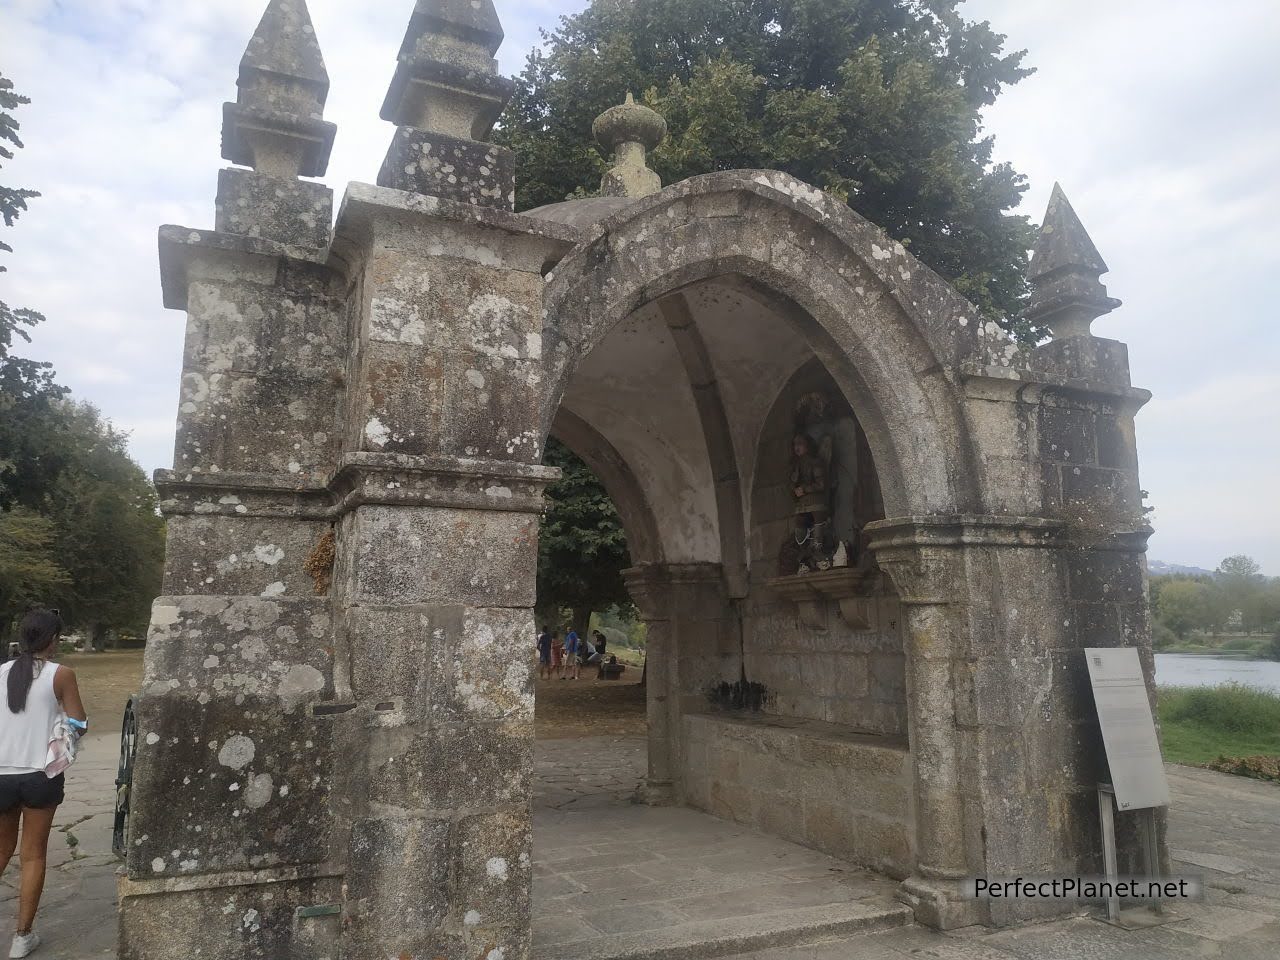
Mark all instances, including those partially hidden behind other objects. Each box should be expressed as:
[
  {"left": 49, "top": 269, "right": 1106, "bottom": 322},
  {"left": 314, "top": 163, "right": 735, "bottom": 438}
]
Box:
[{"left": 0, "top": 610, "right": 87, "bottom": 958}]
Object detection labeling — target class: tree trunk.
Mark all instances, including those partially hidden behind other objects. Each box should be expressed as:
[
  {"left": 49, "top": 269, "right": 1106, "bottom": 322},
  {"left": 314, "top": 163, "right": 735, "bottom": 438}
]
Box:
[
  {"left": 571, "top": 607, "right": 591, "bottom": 643},
  {"left": 640, "top": 658, "right": 647, "bottom": 688},
  {"left": 91, "top": 623, "right": 108, "bottom": 652}
]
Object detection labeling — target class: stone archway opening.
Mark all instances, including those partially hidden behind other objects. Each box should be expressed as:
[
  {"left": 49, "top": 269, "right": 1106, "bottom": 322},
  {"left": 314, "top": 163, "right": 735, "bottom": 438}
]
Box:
[
  {"left": 529, "top": 265, "right": 920, "bottom": 953},
  {"left": 540, "top": 261, "right": 911, "bottom": 829}
]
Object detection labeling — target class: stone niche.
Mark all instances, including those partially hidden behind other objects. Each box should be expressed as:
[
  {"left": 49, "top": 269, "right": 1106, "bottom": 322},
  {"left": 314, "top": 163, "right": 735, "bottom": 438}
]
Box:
[
  {"left": 676, "top": 359, "right": 914, "bottom": 875},
  {"left": 741, "top": 359, "right": 905, "bottom": 739}
]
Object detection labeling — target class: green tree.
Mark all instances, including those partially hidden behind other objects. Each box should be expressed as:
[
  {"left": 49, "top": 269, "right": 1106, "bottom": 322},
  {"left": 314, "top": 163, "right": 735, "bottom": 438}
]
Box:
[
  {"left": 537, "top": 438, "right": 632, "bottom": 638},
  {"left": 1, "top": 70, "right": 66, "bottom": 511},
  {"left": 498, "top": 0, "right": 1037, "bottom": 329},
  {"left": 1, "top": 73, "right": 165, "bottom": 646},
  {"left": 1154, "top": 579, "right": 1210, "bottom": 641},
  {"left": 1216, "top": 554, "right": 1264, "bottom": 629},
  {"left": 42, "top": 403, "right": 166, "bottom": 648},
  {"left": 1243, "top": 579, "right": 1280, "bottom": 636},
  {"left": 0, "top": 508, "right": 71, "bottom": 639}
]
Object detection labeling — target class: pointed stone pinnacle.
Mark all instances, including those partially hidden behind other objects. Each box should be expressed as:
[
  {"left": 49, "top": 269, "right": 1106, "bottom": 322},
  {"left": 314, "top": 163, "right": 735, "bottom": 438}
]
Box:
[
  {"left": 400, "top": 0, "right": 505, "bottom": 60},
  {"left": 1025, "top": 184, "right": 1120, "bottom": 340},
  {"left": 380, "top": 0, "right": 515, "bottom": 139},
  {"left": 240, "top": 0, "right": 329, "bottom": 97},
  {"left": 222, "top": 0, "right": 336, "bottom": 178},
  {"left": 1029, "top": 183, "right": 1108, "bottom": 281}
]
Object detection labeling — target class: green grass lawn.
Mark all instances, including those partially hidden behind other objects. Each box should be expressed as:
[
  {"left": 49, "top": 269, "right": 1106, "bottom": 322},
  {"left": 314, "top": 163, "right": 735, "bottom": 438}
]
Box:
[{"left": 1159, "top": 684, "right": 1280, "bottom": 767}]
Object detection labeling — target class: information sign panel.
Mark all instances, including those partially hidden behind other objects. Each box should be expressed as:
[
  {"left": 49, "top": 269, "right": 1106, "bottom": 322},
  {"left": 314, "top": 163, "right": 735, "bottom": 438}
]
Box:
[{"left": 1085, "top": 647, "right": 1170, "bottom": 811}]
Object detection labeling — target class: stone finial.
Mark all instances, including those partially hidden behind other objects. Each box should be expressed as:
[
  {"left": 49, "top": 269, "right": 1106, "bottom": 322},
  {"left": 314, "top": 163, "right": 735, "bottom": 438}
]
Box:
[
  {"left": 221, "top": 0, "right": 336, "bottom": 178},
  {"left": 593, "top": 93, "right": 667, "bottom": 199},
  {"left": 1025, "top": 183, "right": 1121, "bottom": 340},
  {"left": 380, "top": 0, "right": 514, "bottom": 140}
]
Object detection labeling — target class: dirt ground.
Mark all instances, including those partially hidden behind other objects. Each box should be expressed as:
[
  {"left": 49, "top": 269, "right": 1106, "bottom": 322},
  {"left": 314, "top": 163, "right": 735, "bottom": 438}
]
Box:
[
  {"left": 53, "top": 648, "right": 648, "bottom": 741},
  {"left": 534, "top": 672, "right": 648, "bottom": 739},
  {"left": 61, "top": 649, "right": 145, "bottom": 734}
]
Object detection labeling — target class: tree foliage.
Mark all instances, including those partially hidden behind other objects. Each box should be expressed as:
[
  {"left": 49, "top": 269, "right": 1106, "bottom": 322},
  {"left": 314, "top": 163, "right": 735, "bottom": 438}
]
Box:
[
  {"left": 1, "top": 70, "right": 66, "bottom": 512},
  {"left": 0, "top": 68, "right": 165, "bottom": 645},
  {"left": 537, "top": 438, "right": 632, "bottom": 629},
  {"left": 1151, "top": 556, "right": 1280, "bottom": 645},
  {"left": 0, "top": 508, "right": 70, "bottom": 637},
  {"left": 498, "top": 0, "right": 1037, "bottom": 328}
]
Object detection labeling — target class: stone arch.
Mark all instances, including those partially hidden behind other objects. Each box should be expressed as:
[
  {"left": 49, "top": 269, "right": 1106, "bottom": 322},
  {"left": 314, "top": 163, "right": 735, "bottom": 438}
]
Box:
[
  {"left": 540, "top": 170, "right": 986, "bottom": 521},
  {"left": 550, "top": 407, "right": 664, "bottom": 565}
]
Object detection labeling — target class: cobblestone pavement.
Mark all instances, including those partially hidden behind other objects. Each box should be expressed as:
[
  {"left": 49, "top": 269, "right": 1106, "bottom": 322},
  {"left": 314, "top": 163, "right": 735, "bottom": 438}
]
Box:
[{"left": 8, "top": 733, "right": 1279, "bottom": 959}]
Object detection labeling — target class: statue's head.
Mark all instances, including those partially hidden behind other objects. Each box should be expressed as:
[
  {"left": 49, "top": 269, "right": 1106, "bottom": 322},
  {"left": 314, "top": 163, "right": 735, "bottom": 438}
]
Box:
[
  {"left": 792, "top": 433, "right": 813, "bottom": 458},
  {"left": 795, "top": 392, "right": 828, "bottom": 425}
]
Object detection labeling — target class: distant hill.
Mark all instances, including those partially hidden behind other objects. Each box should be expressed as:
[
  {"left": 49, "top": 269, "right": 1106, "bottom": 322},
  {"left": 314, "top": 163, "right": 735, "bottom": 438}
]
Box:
[{"left": 1149, "top": 560, "right": 1215, "bottom": 577}]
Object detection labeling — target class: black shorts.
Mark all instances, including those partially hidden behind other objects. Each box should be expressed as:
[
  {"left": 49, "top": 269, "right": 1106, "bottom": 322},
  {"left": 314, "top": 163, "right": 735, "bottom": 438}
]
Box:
[{"left": 0, "top": 772, "right": 65, "bottom": 812}]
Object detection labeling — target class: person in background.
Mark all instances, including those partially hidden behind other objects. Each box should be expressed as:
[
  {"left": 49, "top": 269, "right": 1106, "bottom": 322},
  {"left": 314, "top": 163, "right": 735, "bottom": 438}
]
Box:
[
  {"left": 1, "top": 609, "right": 88, "bottom": 959},
  {"left": 563, "top": 628, "right": 581, "bottom": 680},
  {"left": 552, "top": 631, "right": 565, "bottom": 679},
  {"left": 594, "top": 630, "right": 608, "bottom": 659},
  {"left": 536, "top": 626, "right": 553, "bottom": 681}
]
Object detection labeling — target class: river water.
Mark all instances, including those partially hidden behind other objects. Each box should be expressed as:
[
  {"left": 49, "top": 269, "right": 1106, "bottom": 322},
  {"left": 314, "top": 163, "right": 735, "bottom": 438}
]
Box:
[{"left": 1155, "top": 653, "right": 1280, "bottom": 693}]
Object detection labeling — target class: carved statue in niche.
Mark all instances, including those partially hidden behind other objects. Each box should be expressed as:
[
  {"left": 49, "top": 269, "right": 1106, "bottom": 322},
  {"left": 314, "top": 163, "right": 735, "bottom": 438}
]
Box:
[{"left": 777, "top": 391, "right": 864, "bottom": 576}]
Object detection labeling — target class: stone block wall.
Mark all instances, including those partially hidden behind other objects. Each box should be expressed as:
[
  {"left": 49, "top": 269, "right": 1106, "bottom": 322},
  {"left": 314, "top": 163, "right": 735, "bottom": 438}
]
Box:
[
  {"left": 682, "top": 713, "right": 914, "bottom": 878},
  {"left": 739, "top": 596, "right": 907, "bottom": 736}
]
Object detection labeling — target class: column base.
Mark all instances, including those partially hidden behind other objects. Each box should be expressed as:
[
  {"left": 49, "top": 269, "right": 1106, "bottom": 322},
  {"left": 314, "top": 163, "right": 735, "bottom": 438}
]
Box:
[
  {"left": 635, "top": 778, "right": 676, "bottom": 806},
  {"left": 896, "top": 874, "right": 985, "bottom": 929}
]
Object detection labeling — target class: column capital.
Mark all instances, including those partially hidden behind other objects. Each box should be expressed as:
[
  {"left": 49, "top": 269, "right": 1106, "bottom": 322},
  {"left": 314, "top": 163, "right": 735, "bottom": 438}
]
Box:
[
  {"left": 622, "top": 563, "right": 721, "bottom": 621},
  {"left": 867, "top": 515, "right": 1062, "bottom": 604}
]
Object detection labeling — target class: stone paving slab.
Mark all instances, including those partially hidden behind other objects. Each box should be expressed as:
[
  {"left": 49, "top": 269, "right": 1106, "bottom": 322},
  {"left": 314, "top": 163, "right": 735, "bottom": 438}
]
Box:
[{"left": 534, "top": 737, "right": 912, "bottom": 958}]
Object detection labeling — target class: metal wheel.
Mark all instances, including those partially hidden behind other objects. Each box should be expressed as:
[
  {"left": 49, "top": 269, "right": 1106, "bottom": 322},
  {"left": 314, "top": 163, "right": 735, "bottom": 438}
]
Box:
[{"left": 112, "top": 697, "right": 138, "bottom": 860}]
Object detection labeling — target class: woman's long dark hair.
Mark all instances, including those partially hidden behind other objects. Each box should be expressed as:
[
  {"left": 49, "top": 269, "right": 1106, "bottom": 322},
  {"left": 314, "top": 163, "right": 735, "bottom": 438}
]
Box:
[{"left": 7, "top": 609, "right": 62, "bottom": 714}]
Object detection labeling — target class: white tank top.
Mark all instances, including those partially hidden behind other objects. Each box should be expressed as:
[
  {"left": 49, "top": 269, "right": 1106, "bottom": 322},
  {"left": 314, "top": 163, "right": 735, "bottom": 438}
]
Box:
[{"left": 0, "top": 660, "right": 62, "bottom": 774}]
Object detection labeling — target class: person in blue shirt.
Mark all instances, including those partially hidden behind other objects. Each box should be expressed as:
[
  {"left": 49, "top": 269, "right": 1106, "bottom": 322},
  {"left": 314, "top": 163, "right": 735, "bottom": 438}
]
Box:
[
  {"left": 563, "top": 629, "right": 581, "bottom": 680},
  {"left": 536, "top": 627, "right": 553, "bottom": 681}
]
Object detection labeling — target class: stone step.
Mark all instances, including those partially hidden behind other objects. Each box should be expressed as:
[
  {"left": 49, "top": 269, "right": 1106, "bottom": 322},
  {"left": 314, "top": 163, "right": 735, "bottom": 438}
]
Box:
[{"left": 538, "top": 899, "right": 913, "bottom": 960}]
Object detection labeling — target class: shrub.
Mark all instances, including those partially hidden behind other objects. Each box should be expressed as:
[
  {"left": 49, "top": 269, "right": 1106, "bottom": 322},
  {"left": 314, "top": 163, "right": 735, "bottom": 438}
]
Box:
[
  {"left": 1152, "top": 622, "right": 1178, "bottom": 650},
  {"left": 1160, "top": 683, "right": 1280, "bottom": 737},
  {"left": 1220, "top": 636, "right": 1263, "bottom": 652}
]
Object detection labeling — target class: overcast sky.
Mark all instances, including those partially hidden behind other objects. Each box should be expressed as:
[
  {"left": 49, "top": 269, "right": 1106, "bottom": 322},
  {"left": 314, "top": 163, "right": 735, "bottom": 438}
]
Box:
[{"left": 3, "top": 0, "right": 1278, "bottom": 573}]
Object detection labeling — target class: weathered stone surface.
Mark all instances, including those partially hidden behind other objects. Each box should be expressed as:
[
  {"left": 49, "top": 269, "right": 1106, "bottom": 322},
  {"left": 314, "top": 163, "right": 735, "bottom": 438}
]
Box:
[
  {"left": 215, "top": 167, "right": 333, "bottom": 247},
  {"left": 118, "top": 876, "right": 342, "bottom": 960},
  {"left": 339, "top": 505, "right": 538, "bottom": 607},
  {"left": 126, "top": 596, "right": 337, "bottom": 879},
  {"left": 342, "top": 604, "right": 535, "bottom": 723},
  {"left": 222, "top": 0, "right": 336, "bottom": 178},
  {"left": 160, "top": 515, "right": 328, "bottom": 597},
  {"left": 683, "top": 713, "right": 915, "bottom": 879},
  {"left": 378, "top": 126, "right": 515, "bottom": 208},
  {"left": 594, "top": 93, "right": 667, "bottom": 199},
  {"left": 345, "top": 815, "right": 452, "bottom": 939},
  {"left": 367, "top": 720, "right": 532, "bottom": 810},
  {"left": 456, "top": 809, "right": 533, "bottom": 935},
  {"left": 1025, "top": 183, "right": 1121, "bottom": 339}
]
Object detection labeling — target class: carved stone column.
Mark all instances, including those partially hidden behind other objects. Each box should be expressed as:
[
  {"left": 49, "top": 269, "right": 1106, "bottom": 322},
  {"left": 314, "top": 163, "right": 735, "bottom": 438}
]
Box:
[
  {"left": 624, "top": 563, "right": 735, "bottom": 806},
  {"left": 623, "top": 565, "right": 678, "bottom": 804},
  {"left": 870, "top": 515, "right": 1065, "bottom": 929}
]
